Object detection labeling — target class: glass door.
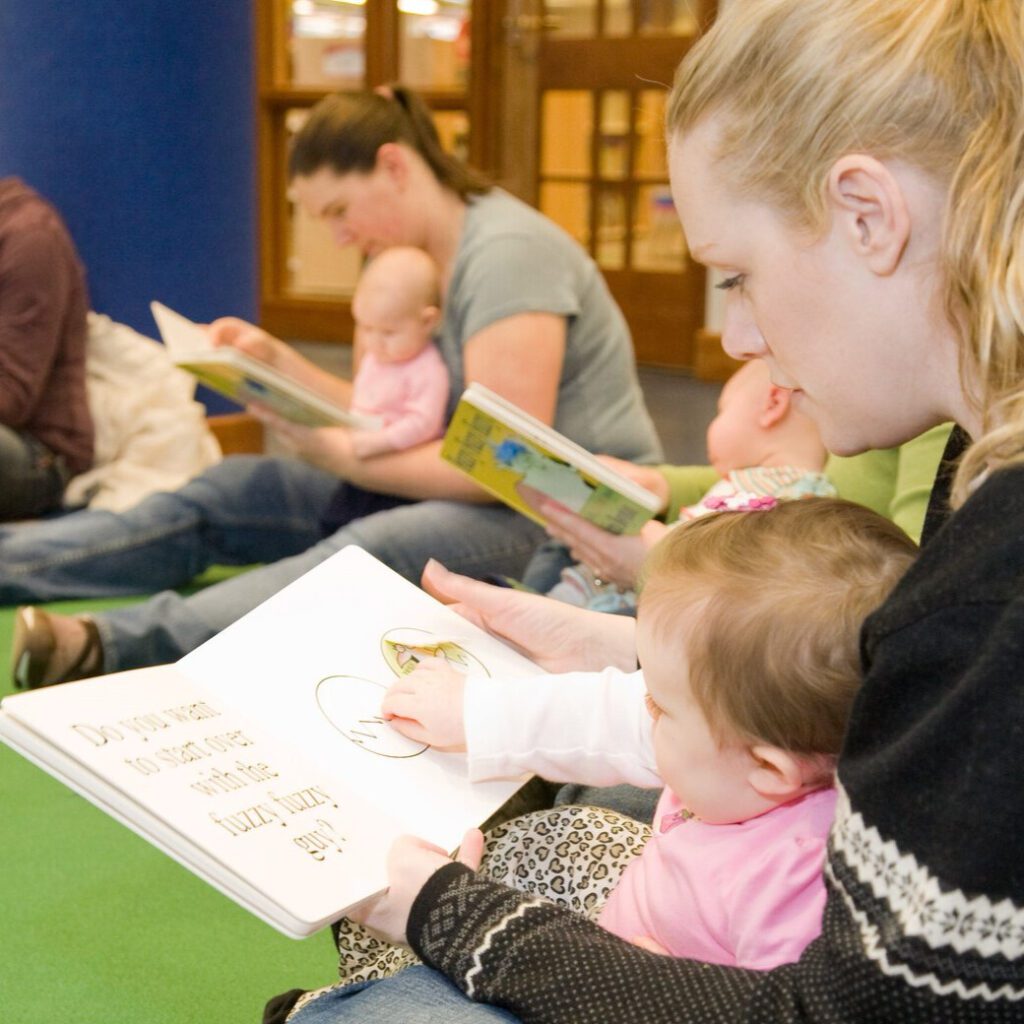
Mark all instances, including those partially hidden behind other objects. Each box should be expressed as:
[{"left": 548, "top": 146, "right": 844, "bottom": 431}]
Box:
[
  {"left": 510, "top": 0, "right": 714, "bottom": 367},
  {"left": 257, "top": 0, "right": 487, "bottom": 342}
]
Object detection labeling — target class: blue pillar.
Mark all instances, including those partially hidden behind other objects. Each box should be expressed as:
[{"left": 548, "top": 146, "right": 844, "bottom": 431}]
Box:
[{"left": 0, "top": 2, "right": 256, "bottom": 410}]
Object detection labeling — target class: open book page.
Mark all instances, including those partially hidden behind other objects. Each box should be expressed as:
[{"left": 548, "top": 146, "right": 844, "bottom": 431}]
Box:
[
  {"left": 178, "top": 546, "right": 540, "bottom": 844},
  {"left": 0, "top": 547, "right": 542, "bottom": 937},
  {"left": 442, "top": 383, "right": 661, "bottom": 535},
  {"left": 0, "top": 666, "right": 397, "bottom": 937},
  {"left": 150, "top": 301, "right": 380, "bottom": 430}
]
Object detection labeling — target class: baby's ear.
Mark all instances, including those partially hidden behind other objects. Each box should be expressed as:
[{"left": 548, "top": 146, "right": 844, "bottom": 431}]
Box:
[
  {"left": 747, "top": 744, "right": 815, "bottom": 801},
  {"left": 421, "top": 305, "right": 442, "bottom": 333},
  {"left": 758, "top": 385, "right": 792, "bottom": 429}
]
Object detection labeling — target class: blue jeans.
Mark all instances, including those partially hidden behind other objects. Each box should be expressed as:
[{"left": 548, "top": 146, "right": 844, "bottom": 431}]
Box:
[
  {"left": 0, "top": 455, "right": 546, "bottom": 669},
  {"left": 290, "top": 967, "right": 519, "bottom": 1023},
  {"left": 0, "top": 424, "right": 69, "bottom": 521}
]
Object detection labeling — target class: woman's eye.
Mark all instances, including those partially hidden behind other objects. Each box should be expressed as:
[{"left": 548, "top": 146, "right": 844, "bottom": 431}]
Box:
[{"left": 714, "top": 273, "right": 745, "bottom": 291}]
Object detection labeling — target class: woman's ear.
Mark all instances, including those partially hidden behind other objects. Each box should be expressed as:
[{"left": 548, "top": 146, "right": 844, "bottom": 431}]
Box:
[
  {"left": 826, "top": 154, "right": 910, "bottom": 276},
  {"left": 747, "top": 744, "right": 813, "bottom": 801},
  {"left": 375, "top": 142, "right": 409, "bottom": 188}
]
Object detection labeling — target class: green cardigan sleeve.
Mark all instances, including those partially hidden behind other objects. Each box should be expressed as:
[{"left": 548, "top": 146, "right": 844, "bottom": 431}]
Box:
[
  {"left": 824, "top": 423, "right": 952, "bottom": 544},
  {"left": 654, "top": 424, "right": 951, "bottom": 544},
  {"left": 657, "top": 464, "right": 721, "bottom": 522}
]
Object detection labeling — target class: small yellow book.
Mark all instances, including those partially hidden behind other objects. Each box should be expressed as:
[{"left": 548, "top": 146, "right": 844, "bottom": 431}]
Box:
[{"left": 442, "top": 383, "right": 662, "bottom": 535}]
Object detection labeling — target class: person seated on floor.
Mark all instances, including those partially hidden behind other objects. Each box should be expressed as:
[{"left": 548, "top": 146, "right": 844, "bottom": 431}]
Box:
[
  {"left": 1, "top": 84, "right": 661, "bottom": 690},
  {"left": 542, "top": 358, "right": 834, "bottom": 614},
  {"left": 287, "top": 0, "right": 1024, "bottom": 1017},
  {"left": 264, "top": 245, "right": 449, "bottom": 541},
  {"left": 270, "top": 497, "right": 915, "bottom": 1019},
  {"left": 0, "top": 177, "right": 93, "bottom": 520}
]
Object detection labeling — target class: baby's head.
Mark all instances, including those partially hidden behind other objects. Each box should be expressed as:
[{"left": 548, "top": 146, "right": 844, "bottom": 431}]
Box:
[
  {"left": 352, "top": 246, "right": 441, "bottom": 364},
  {"left": 636, "top": 498, "right": 916, "bottom": 824},
  {"left": 706, "top": 359, "right": 826, "bottom": 476}
]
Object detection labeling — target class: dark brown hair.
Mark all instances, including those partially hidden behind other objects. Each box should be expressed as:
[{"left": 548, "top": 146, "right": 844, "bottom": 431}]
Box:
[{"left": 288, "top": 85, "right": 490, "bottom": 200}]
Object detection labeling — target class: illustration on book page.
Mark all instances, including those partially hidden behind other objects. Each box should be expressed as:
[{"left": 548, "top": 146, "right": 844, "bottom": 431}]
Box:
[
  {"left": 380, "top": 627, "right": 490, "bottom": 678},
  {"left": 316, "top": 628, "right": 491, "bottom": 759}
]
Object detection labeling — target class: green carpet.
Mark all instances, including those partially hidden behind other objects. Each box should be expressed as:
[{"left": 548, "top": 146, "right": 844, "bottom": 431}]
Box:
[{"left": 0, "top": 579, "right": 337, "bottom": 1024}]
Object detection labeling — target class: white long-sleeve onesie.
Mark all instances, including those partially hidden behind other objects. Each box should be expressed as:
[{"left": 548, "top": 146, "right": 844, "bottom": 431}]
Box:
[{"left": 463, "top": 667, "right": 660, "bottom": 789}]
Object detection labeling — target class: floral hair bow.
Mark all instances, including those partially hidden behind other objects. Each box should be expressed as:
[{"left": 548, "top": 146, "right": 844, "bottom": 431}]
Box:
[{"left": 701, "top": 493, "right": 779, "bottom": 513}]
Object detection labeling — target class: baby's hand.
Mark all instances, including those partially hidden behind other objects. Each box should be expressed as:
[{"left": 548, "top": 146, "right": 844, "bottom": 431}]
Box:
[{"left": 381, "top": 659, "right": 468, "bottom": 750}]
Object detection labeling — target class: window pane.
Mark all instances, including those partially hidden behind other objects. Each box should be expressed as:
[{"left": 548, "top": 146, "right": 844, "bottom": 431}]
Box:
[
  {"left": 636, "top": 0, "right": 699, "bottom": 36},
  {"left": 399, "top": 1, "right": 471, "bottom": 92},
  {"left": 596, "top": 188, "right": 626, "bottom": 269},
  {"left": 604, "top": 0, "right": 632, "bottom": 37},
  {"left": 634, "top": 89, "right": 669, "bottom": 179},
  {"left": 288, "top": 0, "right": 365, "bottom": 89},
  {"left": 284, "top": 109, "right": 363, "bottom": 298},
  {"left": 432, "top": 109, "right": 470, "bottom": 164},
  {"left": 598, "top": 91, "right": 630, "bottom": 180},
  {"left": 544, "top": 0, "right": 597, "bottom": 40},
  {"left": 541, "top": 91, "right": 593, "bottom": 177},
  {"left": 632, "top": 184, "right": 686, "bottom": 271},
  {"left": 540, "top": 182, "right": 591, "bottom": 249}
]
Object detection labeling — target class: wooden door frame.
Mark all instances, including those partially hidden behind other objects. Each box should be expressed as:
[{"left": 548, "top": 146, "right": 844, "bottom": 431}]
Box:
[
  {"left": 255, "top": 0, "right": 508, "bottom": 342},
  {"left": 497, "top": 1, "right": 717, "bottom": 369}
]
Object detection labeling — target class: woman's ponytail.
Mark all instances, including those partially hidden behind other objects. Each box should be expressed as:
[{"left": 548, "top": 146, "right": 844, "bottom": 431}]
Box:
[{"left": 289, "top": 86, "right": 489, "bottom": 201}]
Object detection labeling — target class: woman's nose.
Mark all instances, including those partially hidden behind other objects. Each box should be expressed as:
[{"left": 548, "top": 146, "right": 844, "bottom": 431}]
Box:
[
  {"left": 329, "top": 220, "right": 354, "bottom": 248},
  {"left": 720, "top": 304, "right": 768, "bottom": 361}
]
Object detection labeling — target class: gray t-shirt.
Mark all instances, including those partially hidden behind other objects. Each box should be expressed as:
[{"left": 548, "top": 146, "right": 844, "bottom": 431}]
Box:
[{"left": 436, "top": 189, "right": 662, "bottom": 464}]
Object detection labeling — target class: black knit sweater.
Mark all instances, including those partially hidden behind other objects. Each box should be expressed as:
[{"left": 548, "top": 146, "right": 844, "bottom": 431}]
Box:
[{"left": 408, "top": 430, "right": 1024, "bottom": 1023}]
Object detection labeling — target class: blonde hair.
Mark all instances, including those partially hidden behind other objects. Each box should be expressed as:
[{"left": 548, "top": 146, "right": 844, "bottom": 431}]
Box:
[
  {"left": 668, "top": 0, "right": 1024, "bottom": 506},
  {"left": 638, "top": 500, "right": 916, "bottom": 758}
]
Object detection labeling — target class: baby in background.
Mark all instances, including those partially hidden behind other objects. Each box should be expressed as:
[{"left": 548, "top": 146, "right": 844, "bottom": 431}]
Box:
[
  {"left": 547, "top": 357, "right": 834, "bottom": 612},
  {"left": 384, "top": 498, "right": 917, "bottom": 967},
  {"left": 347, "top": 246, "right": 448, "bottom": 459}
]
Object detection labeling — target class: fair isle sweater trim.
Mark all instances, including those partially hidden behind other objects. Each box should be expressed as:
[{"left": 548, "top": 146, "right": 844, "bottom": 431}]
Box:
[
  {"left": 825, "top": 856, "right": 1024, "bottom": 1003},
  {"left": 464, "top": 897, "right": 547, "bottom": 1000},
  {"left": 832, "top": 785, "right": 1024, "bottom": 963}
]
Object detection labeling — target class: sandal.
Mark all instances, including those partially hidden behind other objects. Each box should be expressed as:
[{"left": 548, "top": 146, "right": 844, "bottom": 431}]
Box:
[{"left": 10, "top": 607, "right": 103, "bottom": 690}]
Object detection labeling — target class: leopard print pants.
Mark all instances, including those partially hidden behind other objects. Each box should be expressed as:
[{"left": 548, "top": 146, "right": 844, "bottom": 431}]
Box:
[{"left": 287, "top": 805, "right": 651, "bottom": 1020}]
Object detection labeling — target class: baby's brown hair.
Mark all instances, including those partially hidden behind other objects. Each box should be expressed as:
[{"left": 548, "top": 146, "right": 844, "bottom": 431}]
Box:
[{"left": 638, "top": 498, "right": 916, "bottom": 762}]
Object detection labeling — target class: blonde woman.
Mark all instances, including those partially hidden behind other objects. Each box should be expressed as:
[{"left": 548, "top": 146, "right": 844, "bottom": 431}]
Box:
[{"left": 278, "top": 1, "right": 1024, "bottom": 1021}]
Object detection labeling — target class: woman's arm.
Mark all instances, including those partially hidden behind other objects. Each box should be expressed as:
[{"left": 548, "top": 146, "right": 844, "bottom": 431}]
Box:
[
  {"left": 250, "top": 311, "right": 568, "bottom": 502},
  {"left": 422, "top": 560, "right": 637, "bottom": 673},
  {"left": 207, "top": 317, "right": 355, "bottom": 406},
  {"left": 409, "top": 864, "right": 763, "bottom": 1024}
]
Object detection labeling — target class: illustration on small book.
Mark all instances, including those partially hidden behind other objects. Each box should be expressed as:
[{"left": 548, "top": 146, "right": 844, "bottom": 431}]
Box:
[
  {"left": 493, "top": 438, "right": 596, "bottom": 514},
  {"left": 317, "top": 629, "right": 490, "bottom": 759},
  {"left": 442, "top": 383, "right": 661, "bottom": 535}
]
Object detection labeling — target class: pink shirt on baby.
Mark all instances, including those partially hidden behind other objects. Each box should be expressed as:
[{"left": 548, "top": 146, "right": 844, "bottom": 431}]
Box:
[
  {"left": 598, "top": 786, "right": 836, "bottom": 969},
  {"left": 350, "top": 343, "right": 449, "bottom": 452}
]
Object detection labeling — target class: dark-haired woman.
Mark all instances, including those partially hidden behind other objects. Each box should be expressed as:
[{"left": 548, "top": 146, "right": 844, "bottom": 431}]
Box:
[{"left": 6, "top": 87, "right": 660, "bottom": 683}]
